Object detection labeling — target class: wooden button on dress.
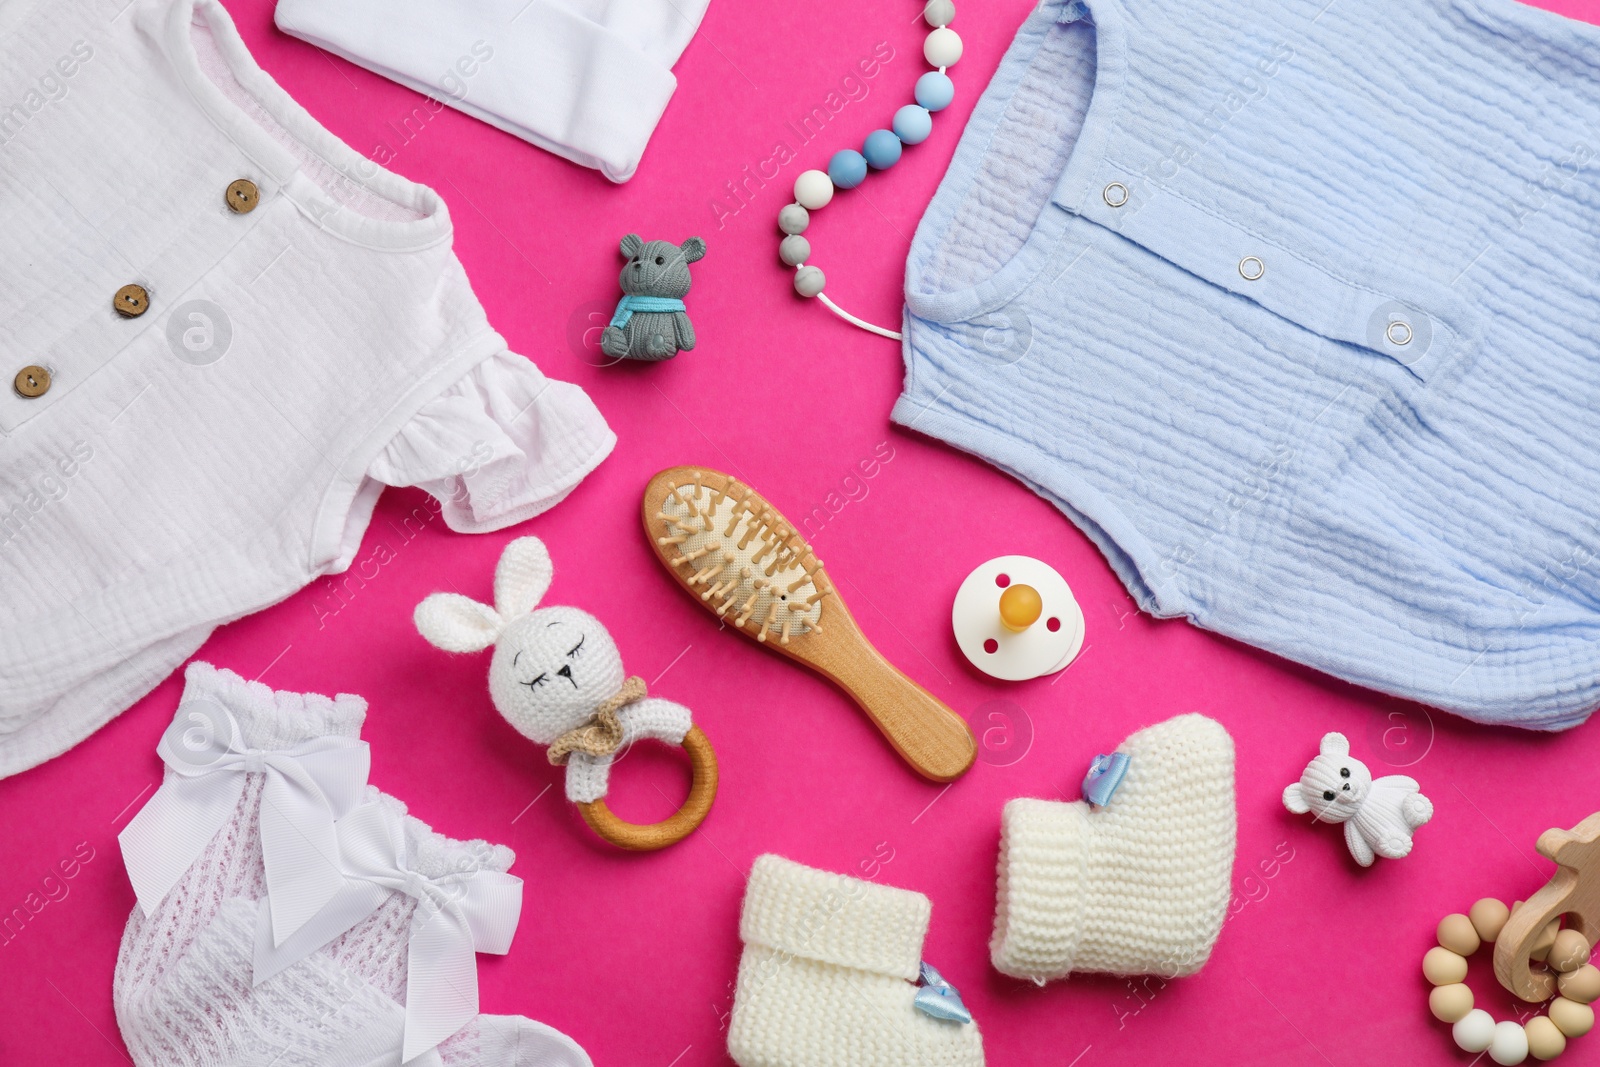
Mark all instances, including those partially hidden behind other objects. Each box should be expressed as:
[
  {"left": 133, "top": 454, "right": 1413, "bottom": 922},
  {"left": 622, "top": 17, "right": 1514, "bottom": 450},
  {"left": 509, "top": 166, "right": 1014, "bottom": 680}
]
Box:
[
  {"left": 114, "top": 283, "right": 149, "bottom": 318},
  {"left": 14, "top": 365, "right": 50, "bottom": 398},
  {"left": 225, "top": 178, "right": 259, "bottom": 214}
]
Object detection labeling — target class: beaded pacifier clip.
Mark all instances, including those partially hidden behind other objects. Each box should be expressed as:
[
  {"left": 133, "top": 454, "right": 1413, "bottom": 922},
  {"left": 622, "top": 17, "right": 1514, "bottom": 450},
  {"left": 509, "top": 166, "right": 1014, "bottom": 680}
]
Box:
[{"left": 777, "top": 1, "right": 962, "bottom": 340}]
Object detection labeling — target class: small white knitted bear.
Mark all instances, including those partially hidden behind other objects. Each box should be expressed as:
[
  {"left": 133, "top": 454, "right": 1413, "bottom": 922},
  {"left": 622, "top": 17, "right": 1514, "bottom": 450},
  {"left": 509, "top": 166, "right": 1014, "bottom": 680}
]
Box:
[
  {"left": 1282, "top": 731, "right": 1433, "bottom": 866},
  {"left": 415, "top": 536, "right": 693, "bottom": 803}
]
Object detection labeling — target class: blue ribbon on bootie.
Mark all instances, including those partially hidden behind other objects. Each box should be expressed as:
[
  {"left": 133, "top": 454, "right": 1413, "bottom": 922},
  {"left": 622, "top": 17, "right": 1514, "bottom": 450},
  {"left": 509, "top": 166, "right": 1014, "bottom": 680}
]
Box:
[
  {"left": 913, "top": 961, "right": 973, "bottom": 1024},
  {"left": 1082, "top": 752, "right": 1129, "bottom": 807},
  {"left": 608, "top": 295, "right": 685, "bottom": 329}
]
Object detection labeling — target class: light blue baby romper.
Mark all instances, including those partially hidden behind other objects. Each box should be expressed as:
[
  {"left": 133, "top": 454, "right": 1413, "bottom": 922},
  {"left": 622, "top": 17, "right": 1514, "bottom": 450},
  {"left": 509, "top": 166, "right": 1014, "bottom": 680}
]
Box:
[{"left": 894, "top": 0, "right": 1600, "bottom": 728}]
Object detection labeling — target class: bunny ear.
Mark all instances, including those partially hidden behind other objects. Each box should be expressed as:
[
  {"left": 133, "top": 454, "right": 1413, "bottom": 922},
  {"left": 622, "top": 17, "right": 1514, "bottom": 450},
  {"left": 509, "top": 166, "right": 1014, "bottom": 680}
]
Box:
[
  {"left": 494, "top": 536, "right": 554, "bottom": 618},
  {"left": 415, "top": 593, "right": 504, "bottom": 653}
]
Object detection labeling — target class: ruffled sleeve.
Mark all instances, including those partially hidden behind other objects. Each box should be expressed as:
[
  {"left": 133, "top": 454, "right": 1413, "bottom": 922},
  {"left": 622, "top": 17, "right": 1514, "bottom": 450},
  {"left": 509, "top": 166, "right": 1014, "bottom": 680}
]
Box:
[{"left": 369, "top": 351, "right": 614, "bottom": 532}]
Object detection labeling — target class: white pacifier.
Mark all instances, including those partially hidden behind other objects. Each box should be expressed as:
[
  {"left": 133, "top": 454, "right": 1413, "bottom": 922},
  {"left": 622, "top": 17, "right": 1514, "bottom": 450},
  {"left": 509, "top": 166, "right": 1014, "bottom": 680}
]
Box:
[{"left": 953, "top": 556, "right": 1085, "bottom": 681}]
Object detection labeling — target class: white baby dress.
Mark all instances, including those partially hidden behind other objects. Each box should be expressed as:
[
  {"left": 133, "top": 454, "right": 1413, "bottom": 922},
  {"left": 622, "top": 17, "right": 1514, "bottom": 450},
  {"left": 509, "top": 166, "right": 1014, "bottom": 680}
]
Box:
[{"left": 0, "top": 0, "right": 615, "bottom": 776}]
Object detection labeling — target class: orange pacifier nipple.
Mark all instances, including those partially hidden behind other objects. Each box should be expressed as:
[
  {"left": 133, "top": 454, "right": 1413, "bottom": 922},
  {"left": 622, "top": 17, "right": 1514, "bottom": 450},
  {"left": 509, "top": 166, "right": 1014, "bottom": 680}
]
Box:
[{"left": 998, "top": 584, "right": 1043, "bottom": 631}]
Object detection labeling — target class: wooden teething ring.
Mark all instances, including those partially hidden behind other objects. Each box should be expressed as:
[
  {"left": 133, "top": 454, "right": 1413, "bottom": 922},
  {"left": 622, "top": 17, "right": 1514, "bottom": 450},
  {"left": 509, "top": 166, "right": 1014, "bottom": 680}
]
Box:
[
  {"left": 1423, "top": 813, "right": 1600, "bottom": 1061},
  {"left": 1496, "top": 812, "right": 1600, "bottom": 1002},
  {"left": 574, "top": 726, "right": 719, "bottom": 851}
]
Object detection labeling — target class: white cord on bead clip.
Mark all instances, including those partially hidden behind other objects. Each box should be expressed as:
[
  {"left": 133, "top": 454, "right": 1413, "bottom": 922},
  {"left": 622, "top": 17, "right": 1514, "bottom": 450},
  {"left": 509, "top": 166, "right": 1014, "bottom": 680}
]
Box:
[
  {"left": 816, "top": 292, "right": 903, "bottom": 341},
  {"left": 778, "top": 1, "right": 961, "bottom": 342}
]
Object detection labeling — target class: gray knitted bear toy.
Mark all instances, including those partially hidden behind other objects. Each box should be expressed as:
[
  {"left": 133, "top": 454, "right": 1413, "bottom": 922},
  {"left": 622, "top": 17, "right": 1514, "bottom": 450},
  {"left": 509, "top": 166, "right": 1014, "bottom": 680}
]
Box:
[{"left": 601, "top": 234, "right": 706, "bottom": 361}]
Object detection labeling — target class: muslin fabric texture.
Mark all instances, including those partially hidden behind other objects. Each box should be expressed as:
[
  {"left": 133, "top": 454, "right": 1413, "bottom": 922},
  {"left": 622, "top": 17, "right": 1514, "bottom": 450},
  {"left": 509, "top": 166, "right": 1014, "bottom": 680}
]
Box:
[
  {"left": 274, "top": 0, "right": 711, "bottom": 182},
  {"left": 895, "top": 0, "right": 1600, "bottom": 728},
  {"left": 990, "top": 714, "right": 1236, "bottom": 981},
  {"left": 728, "top": 855, "right": 984, "bottom": 1067},
  {"left": 112, "top": 664, "right": 592, "bottom": 1067},
  {"left": 0, "top": 0, "right": 614, "bottom": 777}
]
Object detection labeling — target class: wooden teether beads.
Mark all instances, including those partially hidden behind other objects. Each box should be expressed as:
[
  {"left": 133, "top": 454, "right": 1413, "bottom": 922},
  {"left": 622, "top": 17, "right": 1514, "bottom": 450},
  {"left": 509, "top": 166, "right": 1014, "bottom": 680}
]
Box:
[
  {"left": 1426, "top": 899, "right": 1595, "bottom": 1063},
  {"left": 1550, "top": 930, "right": 1592, "bottom": 973},
  {"left": 1560, "top": 964, "right": 1600, "bottom": 1004}
]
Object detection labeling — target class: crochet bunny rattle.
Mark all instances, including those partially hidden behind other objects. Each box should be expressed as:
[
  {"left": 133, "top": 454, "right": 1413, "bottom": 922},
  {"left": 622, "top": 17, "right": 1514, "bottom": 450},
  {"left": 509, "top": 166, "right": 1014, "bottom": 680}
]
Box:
[{"left": 415, "top": 536, "right": 717, "bottom": 851}]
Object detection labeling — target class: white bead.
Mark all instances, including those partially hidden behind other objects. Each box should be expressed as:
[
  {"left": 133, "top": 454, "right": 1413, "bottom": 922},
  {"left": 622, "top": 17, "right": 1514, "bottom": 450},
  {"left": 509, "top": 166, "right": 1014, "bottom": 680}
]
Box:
[
  {"left": 793, "top": 170, "right": 834, "bottom": 210},
  {"left": 1489, "top": 1020, "right": 1530, "bottom": 1065},
  {"left": 922, "top": 0, "right": 955, "bottom": 27},
  {"left": 924, "top": 27, "right": 963, "bottom": 68},
  {"left": 1455, "top": 1010, "right": 1497, "bottom": 1053}
]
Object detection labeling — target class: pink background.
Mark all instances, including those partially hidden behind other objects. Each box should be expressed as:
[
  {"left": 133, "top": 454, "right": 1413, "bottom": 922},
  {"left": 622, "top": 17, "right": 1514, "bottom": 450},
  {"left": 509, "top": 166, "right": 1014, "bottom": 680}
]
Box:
[{"left": 5, "top": 1, "right": 1600, "bottom": 1063}]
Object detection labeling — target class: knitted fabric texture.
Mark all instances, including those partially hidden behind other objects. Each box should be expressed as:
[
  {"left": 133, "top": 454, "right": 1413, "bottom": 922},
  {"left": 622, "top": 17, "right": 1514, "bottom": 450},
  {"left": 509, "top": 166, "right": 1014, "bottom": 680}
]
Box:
[
  {"left": 112, "top": 666, "right": 589, "bottom": 1067},
  {"left": 559, "top": 696, "right": 691, "bottom": 803},
  {"left": 727, "top": 855, "right": 984, "bottom": 1067},
  {"left": 990, "top": 713, "right": 1236, "bottom": 981},
  {"left": 546, "top": 676, "right": 646, "bottom": 765},
  {"left": 608, "top": 296, "right": 686, "bottom": 329},
  {"left": 414, "top": 536, "right": 694, "bottom": 804},
  {"left": 893, "top": 0, "right": 1600, "bottom": 728},
  {"left": 600, "top": 235, "right": 705, "bottom": 361}
]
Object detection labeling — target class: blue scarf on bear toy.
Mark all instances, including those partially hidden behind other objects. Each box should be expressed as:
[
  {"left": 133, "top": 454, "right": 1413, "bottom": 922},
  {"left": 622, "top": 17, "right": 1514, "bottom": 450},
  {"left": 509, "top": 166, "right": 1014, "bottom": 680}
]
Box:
[{"left": 609, "top": 295, "right": 684, "bottom": 329}]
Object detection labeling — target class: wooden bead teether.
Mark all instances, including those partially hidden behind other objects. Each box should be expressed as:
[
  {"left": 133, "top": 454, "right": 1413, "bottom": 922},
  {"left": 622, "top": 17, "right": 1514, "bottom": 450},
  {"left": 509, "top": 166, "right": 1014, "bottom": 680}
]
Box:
[
  {"left": 1425, "top": 897, "right": 1594, "bottom": 1062},
  {"left": 1496, "top": 812, "right": 1600, "bottom": 1002},
  {"left": 1421, "top": 813, "right": 1600, "bottom": 1063}
]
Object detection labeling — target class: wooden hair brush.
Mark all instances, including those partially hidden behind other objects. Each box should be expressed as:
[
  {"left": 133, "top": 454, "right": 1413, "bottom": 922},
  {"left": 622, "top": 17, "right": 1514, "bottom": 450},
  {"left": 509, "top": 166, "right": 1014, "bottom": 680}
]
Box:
[{"left": 642, "top": 466, "right": 976, "bottom": 782}]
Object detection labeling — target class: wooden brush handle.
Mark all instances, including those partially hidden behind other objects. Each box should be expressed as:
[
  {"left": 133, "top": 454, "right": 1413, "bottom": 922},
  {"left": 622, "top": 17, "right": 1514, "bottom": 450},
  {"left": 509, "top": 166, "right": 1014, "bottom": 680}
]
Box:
[
  {"left": 640, "top": 464, "right": 976, "bottom": 783},
  {"left": 821, "top": 638, "right": 976, "bottom": 783}
]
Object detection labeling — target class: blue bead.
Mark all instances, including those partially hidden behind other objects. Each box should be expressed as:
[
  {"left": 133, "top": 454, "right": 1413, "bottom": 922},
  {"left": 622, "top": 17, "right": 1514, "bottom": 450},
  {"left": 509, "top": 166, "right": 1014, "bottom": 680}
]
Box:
[
  {"left": 827, "top": 149, "right": 868, "bottom": 190},
  {"left": 863, "top": 129, "right": 903, "bottom": 170},
  {"left": 893, "top": 104, "right": 933, "bottom": 145},
  {"left": 915, "top": 71, "right": 955, "bottom": 112}
]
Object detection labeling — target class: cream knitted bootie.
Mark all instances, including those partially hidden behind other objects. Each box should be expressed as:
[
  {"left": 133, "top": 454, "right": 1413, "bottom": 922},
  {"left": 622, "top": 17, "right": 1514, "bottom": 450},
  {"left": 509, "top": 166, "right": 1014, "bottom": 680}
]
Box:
[
  {"left": 991, "top": 713, "right": 1236, "bottom": 981},
  {"left": 728, "top": 855, "right": 984, "bottom": 1067}
]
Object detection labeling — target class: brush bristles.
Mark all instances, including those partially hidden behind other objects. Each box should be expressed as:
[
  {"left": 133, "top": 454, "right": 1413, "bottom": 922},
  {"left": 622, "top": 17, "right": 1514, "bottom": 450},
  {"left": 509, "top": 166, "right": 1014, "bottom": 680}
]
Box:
[{"left": 660, "top": 472, "right": 826, "bottom": 641}]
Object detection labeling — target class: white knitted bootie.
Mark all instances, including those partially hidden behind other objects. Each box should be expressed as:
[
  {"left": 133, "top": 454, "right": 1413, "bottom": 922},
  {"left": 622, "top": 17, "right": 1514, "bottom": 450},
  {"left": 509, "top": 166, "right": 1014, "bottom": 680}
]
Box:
[
  {"left": 728, "top": 855, "right": 984, "bottom": 1067},
  {"left": 991, "top": 713, "right": 1236, "bottom": 981}
]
